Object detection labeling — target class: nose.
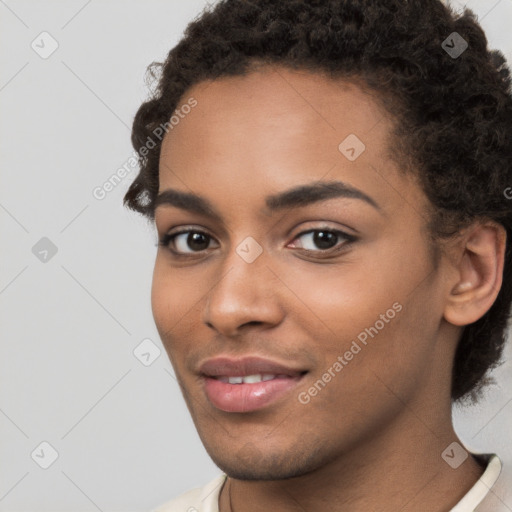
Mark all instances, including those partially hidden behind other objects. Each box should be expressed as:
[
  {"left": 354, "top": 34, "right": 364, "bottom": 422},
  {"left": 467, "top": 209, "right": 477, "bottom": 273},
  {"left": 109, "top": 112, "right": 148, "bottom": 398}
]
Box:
[{"left": 202, "top": 246, "right": 284, "bottom": 337}]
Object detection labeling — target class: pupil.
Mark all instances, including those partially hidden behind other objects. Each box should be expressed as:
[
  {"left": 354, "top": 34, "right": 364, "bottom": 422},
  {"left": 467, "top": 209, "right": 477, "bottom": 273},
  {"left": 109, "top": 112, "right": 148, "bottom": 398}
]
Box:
[
  {"left": 189, "top": 232, "right": 209, "bottom": 251},
  {"left": 314, "top": 231, "right": 337, "bottom": 249}
]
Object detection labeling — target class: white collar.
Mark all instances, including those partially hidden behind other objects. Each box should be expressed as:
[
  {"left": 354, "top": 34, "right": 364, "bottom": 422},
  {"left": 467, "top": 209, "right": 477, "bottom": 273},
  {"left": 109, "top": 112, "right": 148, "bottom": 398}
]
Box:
[{"left": 449, "top": 453, "right": 502, "bottom": 511}]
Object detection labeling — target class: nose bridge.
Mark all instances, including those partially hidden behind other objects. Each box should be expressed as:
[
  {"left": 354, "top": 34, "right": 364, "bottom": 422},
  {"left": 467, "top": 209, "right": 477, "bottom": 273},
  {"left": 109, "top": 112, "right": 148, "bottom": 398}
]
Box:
[
  {"left": 211, "top": 234, "right": 268, "bottom": 305},
  {"left": 202, "top": 234, "right": 279, "bottom": 333}
]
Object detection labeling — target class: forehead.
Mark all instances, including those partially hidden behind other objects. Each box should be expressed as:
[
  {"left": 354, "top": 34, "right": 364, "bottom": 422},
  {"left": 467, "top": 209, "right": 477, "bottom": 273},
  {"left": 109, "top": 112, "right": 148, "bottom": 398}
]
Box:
[
  {"left": 157, "top": 66, "right": 426, "bottom": 220},
  {"left": 160, "top": 66, "right": 391, "bottom": 160}
]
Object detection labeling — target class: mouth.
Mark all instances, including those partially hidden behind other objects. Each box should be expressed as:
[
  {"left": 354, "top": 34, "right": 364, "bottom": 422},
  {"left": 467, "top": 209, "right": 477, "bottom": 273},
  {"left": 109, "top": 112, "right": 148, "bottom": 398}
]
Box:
[
  {"left": 213, "top": 372, "right": 304, "bottom": 384},
  {"left": 198, "top": 356, "right": 309, "bottom": 413}
]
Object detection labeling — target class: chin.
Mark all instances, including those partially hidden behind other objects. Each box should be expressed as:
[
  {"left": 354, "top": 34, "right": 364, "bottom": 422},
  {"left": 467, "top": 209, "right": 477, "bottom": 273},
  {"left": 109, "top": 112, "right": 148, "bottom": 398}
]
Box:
[{"left": 204, "top": 441, "right": 328, "bottom": 481}]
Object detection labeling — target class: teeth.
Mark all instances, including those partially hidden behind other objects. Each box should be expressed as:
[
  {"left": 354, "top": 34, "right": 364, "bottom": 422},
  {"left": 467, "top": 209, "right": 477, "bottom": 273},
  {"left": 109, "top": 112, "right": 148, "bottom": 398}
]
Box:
[
  {"left": 239, "top": 374, "right": 260, "bottom": 384},
  {"left": 219, "top": 374, "right": 278, "bottom": 384}
]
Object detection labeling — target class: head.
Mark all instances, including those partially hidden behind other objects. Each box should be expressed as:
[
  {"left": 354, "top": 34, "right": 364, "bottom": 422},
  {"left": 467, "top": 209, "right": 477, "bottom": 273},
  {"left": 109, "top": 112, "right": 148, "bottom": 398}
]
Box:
[{"left": 124, "top": 0, "right": 512, "bottom": 480}]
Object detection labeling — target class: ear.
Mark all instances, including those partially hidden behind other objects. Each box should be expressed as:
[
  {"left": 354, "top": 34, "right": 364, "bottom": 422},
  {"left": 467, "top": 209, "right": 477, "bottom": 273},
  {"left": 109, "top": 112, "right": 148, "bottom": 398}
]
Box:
[{"left": 444, "top": 222, "right": 507, "bottom": 326}]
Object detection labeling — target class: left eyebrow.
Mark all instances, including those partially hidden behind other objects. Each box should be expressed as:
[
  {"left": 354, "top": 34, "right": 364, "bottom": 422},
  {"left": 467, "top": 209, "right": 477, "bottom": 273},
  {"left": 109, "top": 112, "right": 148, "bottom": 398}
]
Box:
[
  {"left": 264, "top": 180, "right": 381, "bottom": 213},
  {"left": 153, "top": 179, "right": 381, "bottom": 221}
]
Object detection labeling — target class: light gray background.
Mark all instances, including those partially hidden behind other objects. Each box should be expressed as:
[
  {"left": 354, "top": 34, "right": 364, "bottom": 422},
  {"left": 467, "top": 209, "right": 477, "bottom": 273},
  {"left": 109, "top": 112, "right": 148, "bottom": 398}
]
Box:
[{"left": 1, "top": 0, "right": 511, "bottom": 510}]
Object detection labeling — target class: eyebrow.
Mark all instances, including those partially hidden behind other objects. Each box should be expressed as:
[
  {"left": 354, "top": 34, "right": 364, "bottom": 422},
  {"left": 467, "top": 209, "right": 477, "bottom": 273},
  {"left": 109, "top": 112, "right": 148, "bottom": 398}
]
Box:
[{"left": 153, "top": 180, "right": 381, "bottom": 222}]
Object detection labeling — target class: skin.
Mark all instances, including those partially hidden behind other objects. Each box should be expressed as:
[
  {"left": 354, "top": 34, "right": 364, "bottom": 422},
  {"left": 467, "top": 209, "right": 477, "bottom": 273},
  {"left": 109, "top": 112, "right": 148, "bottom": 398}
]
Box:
[{"left": 151, "top": 65, "right": 505, "bottom": 512}]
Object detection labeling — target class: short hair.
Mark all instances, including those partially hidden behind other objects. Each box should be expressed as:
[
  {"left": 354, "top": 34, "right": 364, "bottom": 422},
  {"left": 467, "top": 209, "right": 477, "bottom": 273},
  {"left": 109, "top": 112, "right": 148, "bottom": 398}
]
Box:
[{"left": 123, "top": 0, "right": 512, "bottom": 404}]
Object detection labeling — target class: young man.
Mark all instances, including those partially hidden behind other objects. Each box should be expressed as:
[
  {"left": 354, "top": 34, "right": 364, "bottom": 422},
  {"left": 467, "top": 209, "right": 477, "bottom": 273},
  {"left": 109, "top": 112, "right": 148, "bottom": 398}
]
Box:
[{"left": 123, "top": 0, "right": 512, "bottom": 510}]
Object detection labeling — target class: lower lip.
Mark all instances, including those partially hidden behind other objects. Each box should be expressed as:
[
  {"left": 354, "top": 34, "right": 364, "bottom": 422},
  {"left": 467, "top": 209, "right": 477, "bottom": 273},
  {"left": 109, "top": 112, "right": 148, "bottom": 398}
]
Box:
[{"left": 203, "top": 375, "right": 305, "bottom": 413}]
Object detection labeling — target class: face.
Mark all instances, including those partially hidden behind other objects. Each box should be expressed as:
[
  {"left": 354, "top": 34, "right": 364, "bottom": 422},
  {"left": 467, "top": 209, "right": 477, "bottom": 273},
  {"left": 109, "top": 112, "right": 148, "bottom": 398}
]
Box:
[{"left": 152, "top": 66, "right": 453, "bottom": 480}]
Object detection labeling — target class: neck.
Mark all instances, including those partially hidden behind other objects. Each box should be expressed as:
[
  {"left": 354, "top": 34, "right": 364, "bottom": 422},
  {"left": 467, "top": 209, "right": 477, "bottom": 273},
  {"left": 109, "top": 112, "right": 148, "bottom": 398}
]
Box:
[{"left": 219, "top": 407, "right": 483, "bottom": 512}]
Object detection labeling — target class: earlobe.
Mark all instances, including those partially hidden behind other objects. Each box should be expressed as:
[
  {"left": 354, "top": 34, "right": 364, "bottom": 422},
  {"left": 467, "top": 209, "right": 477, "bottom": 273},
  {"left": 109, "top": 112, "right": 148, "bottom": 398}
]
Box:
[{"left": 444, "top": 222, "right": 506, "bottom": 327}]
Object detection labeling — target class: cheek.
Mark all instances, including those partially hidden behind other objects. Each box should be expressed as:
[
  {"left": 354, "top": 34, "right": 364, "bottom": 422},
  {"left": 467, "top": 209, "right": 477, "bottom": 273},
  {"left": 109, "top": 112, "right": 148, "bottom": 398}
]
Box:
[
  {"left": 276, "top": 256, "right": 403, "bottom": 344},
  {"left": 286, "top": 240, "right": 438, "bottom": 389},
  {"left": 151, "top": 262, "right": 172, "bottom": 331},
  {"left": 321, "top": 296, "right": 438, "bottom": 414},
  {"left": 150, "top": 260, "right": 198, "bottom": 352}
]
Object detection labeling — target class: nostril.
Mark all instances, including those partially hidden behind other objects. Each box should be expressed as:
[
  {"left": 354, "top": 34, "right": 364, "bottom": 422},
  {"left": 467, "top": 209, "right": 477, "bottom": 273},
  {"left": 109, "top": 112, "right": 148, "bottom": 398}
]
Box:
[{"left": 243, "top": 321, "right": 264, "bottom": 327}]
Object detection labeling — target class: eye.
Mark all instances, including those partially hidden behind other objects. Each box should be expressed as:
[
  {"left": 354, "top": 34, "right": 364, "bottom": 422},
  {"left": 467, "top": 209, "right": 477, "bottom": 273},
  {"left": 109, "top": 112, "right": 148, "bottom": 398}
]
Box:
[
  {"left": 159, "top": 229, "right": 218, "bottom": 255},
  {"left": 158, "top": 226, "right": 356, "bottom": 258},
  {"left": 288, "top": 228, "right": 356, "bottom": 254}
]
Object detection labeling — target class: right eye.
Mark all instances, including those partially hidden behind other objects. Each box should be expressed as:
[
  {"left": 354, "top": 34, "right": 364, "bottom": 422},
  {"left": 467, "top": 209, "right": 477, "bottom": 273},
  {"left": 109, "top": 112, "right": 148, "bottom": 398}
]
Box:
[{"left": 159, "top": 228, "right": 219, "bottom": 256}]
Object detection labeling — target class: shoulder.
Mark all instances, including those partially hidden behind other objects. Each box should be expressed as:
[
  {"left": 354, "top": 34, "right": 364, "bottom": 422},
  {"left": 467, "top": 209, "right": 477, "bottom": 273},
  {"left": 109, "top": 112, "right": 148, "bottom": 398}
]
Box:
[{"left": 152, "top": 474, "right": 227, "bottom": 512}]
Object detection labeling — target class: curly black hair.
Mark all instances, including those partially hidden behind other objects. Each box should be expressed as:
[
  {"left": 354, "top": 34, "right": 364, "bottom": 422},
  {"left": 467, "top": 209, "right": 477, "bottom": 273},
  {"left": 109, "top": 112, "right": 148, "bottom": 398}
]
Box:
[{"left": 123, "top": 0, "right": 512, "bottom": 404}]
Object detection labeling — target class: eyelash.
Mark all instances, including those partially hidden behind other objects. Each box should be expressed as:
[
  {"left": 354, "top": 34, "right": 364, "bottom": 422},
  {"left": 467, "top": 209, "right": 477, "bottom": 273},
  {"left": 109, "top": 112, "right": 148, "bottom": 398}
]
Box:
[{"left": 158, "top": 226, "right": 357, "bottom": 259}]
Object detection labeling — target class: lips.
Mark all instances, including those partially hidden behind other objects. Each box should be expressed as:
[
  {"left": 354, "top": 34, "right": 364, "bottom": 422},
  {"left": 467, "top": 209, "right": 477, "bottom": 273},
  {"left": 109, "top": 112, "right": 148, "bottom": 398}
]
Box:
[
  {"left": 199, "top": 356, "right": 306, "bottom": 378},
  {"left": 198, "top": 356, "right": 308, "bottom": 413}
]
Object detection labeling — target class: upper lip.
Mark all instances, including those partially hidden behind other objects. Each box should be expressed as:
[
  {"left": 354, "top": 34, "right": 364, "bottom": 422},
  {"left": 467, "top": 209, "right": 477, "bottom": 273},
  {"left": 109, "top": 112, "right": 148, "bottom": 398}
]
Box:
[{"left": 199, "top": 356, "right": 307, "bottom": 378}]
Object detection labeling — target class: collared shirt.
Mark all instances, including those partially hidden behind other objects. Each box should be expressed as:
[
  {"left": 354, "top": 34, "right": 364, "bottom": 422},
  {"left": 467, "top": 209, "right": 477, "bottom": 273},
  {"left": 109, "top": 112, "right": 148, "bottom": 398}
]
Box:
[{"left": 153, "top": 453, "right": 508, "bottom": 512}]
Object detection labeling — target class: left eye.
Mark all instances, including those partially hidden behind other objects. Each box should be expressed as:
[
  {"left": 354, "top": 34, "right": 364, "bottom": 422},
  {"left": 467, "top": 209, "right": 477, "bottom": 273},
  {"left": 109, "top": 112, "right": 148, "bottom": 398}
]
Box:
[{"left": 289, "top": 229, "right": 354, "bottom": 252}]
